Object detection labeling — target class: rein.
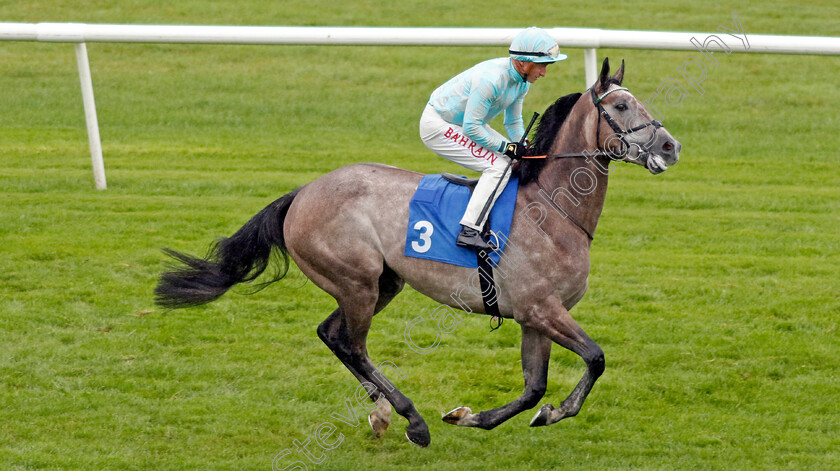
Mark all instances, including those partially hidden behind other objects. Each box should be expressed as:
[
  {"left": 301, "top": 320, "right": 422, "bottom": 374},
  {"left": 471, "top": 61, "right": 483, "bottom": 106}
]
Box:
[{"left": 521, "top": 152, "right": 593, "bottom": 160}]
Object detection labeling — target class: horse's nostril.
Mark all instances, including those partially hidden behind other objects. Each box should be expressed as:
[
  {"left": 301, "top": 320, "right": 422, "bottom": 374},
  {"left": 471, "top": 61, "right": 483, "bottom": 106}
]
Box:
[{"left": 663, "top": 142, "right": 673, "bottom": 152}]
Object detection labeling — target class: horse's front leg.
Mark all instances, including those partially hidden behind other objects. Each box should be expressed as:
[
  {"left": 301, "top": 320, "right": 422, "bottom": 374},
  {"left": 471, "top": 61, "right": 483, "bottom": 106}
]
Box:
[
  {"left": 443, "top": 325, "right": 551, "bottom": 429},
  {"left": 523, "top": 296, "right": 605, "bottom": 427}
]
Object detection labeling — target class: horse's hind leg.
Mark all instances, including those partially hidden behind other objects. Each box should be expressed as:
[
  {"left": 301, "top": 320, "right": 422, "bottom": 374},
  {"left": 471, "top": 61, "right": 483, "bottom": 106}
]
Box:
[
  {"left": 317, "top": 309, "right": 429, "bottom": 446},
  {"left": 316, "top": 267, "right": 404, "bottom": 438},
  {"left": 315, "top": 269, "right": 431, "bottom": 446},
  {"left": 365, "top": 267, "right": 404, "bottom": 437}
]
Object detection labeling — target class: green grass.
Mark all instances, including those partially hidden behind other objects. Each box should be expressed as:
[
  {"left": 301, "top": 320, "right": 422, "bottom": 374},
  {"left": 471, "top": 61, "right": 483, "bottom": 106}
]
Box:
[{"left": 1, "top": 1, "right": 839, "bottom": 470}]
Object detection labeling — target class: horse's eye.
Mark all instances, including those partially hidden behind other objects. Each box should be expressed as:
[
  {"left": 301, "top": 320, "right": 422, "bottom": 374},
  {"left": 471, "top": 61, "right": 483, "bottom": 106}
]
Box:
[{"left": 615, "top": 103, "right": 628, "bottom": 112}]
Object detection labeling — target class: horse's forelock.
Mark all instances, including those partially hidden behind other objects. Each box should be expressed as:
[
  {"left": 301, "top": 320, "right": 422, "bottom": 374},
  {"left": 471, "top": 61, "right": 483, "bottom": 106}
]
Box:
[
  {"left": 604, "top": 77, "right": 623, "bottom": 88},
  {"left": 517, "top": 92, "right": 583, "bottom": 185}
]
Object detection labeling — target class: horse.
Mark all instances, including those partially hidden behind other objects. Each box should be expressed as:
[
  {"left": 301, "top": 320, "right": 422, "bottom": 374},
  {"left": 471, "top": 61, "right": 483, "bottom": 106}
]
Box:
[{"left": 155, "top": 58, "right": 681, "bottom": 447}]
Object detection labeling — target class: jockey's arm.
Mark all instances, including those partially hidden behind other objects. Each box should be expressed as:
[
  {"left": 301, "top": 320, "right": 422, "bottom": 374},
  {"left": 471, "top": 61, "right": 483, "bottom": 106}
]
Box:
[
  {"left": 503, "top": 97, "right": 526, "bottom": 144},
  {"left": 461, "top": 78, "right": 506, "bottom": 153}
]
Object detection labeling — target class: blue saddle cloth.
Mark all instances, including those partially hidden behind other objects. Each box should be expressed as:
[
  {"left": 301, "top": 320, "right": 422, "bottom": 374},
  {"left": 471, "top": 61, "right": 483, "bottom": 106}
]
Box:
[{"left": 404, "top": 174, "right": 519, "bottom": 268}]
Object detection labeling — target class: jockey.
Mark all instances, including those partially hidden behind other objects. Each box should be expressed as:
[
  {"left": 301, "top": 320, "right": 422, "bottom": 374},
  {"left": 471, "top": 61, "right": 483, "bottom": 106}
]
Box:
[{"left": 419, "top": 27, "right": 567, "bottom": 251}]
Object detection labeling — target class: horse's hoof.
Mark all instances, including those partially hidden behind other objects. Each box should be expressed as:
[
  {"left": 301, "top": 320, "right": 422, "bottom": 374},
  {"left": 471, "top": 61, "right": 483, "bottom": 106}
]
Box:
[
  {"left": 405, "top": 423, "right": 431, "bottom": 448},
  {"left": 368, "top": 399, "right": 391, "bottom": 438},
  {"left": 442, "top": 406, "right": 472, "bottom": 425},
  {"left": 369, "top": 414, "right": 388, "bottom": 438},
  {"left": 529, "top": 404, "right": 554, "bottom": 427}
]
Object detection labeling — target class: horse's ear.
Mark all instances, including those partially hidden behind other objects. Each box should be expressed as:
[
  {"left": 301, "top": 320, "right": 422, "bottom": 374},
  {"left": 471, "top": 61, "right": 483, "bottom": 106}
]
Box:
[
  {"left": 613, "top": 59, "right": 625, "bottom": 85},
  {"left": 598, "top": 58, "right": 610, "bottom": 91}
]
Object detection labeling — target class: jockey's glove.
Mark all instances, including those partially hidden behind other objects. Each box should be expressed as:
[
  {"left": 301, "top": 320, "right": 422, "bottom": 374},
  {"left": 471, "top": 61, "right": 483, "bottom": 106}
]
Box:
[{"left": 501, "top": 141, "right": 526, "bottom": 160}]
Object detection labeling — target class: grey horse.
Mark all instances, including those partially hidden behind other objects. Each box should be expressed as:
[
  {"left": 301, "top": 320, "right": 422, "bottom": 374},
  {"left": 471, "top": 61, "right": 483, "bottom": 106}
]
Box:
[{"left": 155, "top": 58, "right": 681, "bottom": 447}]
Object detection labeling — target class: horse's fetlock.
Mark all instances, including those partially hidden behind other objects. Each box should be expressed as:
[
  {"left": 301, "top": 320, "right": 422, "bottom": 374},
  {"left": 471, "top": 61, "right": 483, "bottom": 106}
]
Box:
[
  {"left": 477, "top": 419, "right": 496, "bottom": 430},
  {"left": 523, "top": 385, "right": 547, "bottom": 409},
  {"left": 559, "top": 400, "right": 579, "bottom": 418}
]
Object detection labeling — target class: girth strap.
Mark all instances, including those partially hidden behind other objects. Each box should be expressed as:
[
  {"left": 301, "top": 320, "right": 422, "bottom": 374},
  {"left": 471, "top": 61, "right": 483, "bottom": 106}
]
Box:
[{"left": 476, "top": 250, "right": 503, "bottom": 330}]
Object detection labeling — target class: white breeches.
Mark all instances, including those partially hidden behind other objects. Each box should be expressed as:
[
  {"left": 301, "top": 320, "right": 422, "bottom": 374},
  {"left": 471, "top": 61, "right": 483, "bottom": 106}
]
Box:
[{"left": 419, "top": 104, "right": 512, "bottom": 230}]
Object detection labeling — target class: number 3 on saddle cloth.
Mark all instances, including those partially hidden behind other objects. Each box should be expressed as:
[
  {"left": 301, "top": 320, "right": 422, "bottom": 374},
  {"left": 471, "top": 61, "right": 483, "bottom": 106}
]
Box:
[{"left": 404, "top": 173, "right": 519, "bottom": 268}]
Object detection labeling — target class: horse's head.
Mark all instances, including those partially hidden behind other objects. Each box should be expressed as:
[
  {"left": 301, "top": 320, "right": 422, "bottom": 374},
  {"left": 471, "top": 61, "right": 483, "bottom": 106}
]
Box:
[
  {"left": 592, "top": 58, "right": 681, "bottom": 174},
  {"left": 519, "top": 60, "right": 682, "bottom": 184}
]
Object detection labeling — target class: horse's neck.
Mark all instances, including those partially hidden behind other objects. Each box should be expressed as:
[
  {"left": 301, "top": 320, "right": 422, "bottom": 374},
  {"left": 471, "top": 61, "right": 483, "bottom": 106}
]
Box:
[{"left": 532, "top": 108, "right": 610, "bottom": 240}]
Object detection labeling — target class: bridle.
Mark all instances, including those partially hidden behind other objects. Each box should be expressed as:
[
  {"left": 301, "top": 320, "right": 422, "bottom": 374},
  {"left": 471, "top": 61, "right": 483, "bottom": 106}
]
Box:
[
  {"left": 522, "top": 85, "right": 664, "bottom": 241},
  {"left": 522, "top": 85, "right": 663, "bottom": 162}
]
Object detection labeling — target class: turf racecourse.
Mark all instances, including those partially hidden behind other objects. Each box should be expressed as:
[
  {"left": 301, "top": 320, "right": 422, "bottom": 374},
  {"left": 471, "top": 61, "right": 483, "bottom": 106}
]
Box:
[{"left": 1, "top": 1, "right": 839, "bottom": 469}]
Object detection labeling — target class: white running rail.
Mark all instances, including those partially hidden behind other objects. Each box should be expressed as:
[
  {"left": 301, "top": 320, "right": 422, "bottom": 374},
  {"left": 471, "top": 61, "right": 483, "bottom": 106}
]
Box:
[{"left": 3, "top": 22, "right": 839, "bottom": 189}]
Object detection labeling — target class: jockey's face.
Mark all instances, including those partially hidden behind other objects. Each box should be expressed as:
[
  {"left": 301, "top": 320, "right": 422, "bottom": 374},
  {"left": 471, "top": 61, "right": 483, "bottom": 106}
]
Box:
[{"left": 514, "top": 60, "right": 549, "bottom": 83}]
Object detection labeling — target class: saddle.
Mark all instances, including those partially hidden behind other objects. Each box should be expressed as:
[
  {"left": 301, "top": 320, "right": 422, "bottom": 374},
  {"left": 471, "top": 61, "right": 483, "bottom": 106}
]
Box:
[
  {"left": 404, "top": 172, "right": 518, "bottom": 260},
  {"left": 441, "top": 173, "right": 479, "bottom": 189}
]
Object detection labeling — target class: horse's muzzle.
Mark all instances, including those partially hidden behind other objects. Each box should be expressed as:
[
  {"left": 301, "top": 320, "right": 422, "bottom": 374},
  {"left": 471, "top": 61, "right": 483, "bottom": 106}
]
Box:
[{"left": 645, "top": 133, "right": 681, "bottom": 174}]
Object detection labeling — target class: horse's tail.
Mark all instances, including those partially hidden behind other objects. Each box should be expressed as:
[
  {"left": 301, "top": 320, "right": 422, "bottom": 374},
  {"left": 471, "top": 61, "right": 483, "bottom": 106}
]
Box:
[{"left": 154, "top": 188, "right": 301, "bottom": 309}]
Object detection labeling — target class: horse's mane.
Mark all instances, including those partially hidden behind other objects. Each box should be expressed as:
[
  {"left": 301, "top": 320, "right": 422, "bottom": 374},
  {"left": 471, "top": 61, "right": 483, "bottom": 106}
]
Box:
[{"left": 515, "top": 92, "right": 583, "bottom": 184}]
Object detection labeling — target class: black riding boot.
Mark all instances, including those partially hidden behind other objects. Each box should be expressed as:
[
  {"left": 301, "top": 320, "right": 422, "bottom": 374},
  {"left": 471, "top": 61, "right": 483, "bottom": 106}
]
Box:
[{"left": 455, "top": 225, "right": 491, "bottom": 251}]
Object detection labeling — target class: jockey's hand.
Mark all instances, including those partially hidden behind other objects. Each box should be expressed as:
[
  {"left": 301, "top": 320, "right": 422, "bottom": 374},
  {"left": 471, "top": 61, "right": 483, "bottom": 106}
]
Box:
[{"left": 501, "top": 142, "right": 526, "bottom": 160}]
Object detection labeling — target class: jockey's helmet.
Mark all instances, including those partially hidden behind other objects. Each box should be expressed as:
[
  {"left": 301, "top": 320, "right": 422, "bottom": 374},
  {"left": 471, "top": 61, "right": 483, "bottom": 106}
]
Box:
[{"left": 509, "top": 27, "right": 567, "bottom": 63}]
